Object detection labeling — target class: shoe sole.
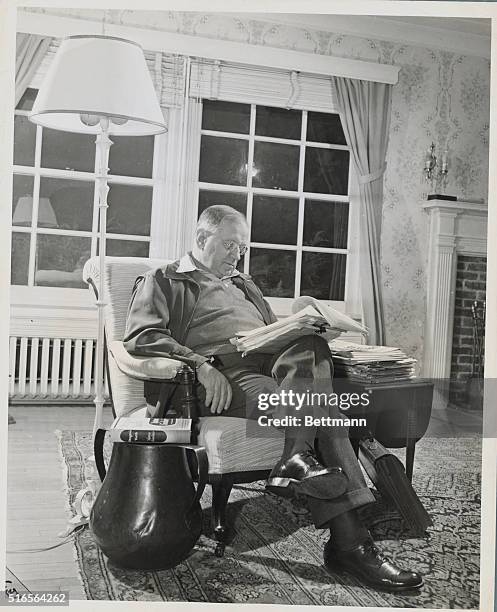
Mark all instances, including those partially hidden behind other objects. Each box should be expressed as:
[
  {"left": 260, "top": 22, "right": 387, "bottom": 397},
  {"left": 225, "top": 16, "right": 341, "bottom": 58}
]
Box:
[
  {"left": 266, "top": 472, "right": 348, "bottom": 500},
  {"left": 325, "top": 561, "right": 424, "bottom": 593}
]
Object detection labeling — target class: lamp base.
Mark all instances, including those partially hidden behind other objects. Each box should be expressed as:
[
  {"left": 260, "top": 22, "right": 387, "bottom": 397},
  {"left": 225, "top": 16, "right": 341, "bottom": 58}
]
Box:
[{"left": 427, "top": 194, "right": 457, "bottom": 201}]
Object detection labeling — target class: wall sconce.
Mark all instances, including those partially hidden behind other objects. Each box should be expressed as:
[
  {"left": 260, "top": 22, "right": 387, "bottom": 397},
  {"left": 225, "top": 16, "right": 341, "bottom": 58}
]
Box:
[
  {"left": 423, "top": 142, "right": 455, "bottom": 201},
  {"left": 423, "top": 143, "right": 437, "bottom": 181}
]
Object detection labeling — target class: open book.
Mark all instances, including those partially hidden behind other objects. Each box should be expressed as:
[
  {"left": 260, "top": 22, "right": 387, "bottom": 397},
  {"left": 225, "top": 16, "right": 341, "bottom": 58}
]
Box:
[{"left": 230, "top": 296, "right": 368, "bottom": 355}]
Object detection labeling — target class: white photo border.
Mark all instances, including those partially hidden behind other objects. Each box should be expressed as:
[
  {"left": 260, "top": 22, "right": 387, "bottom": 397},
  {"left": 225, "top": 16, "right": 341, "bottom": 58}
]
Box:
[{"left": 1, "top": 2, "right": 496, "bottom": 612}]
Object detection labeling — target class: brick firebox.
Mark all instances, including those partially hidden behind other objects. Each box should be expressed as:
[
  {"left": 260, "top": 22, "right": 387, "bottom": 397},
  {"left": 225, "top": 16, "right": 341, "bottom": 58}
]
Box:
[{"left": 449, "top": 255, "right": 486, "bottom": 408}]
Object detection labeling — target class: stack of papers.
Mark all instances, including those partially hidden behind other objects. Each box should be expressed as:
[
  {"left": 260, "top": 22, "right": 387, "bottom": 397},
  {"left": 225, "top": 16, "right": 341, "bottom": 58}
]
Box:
[
  {"left": 230, "top": 298, "right": 368, "bottom": 355},
  {"left": 329, "top": 339, "right": 417, "bottom": 383}
]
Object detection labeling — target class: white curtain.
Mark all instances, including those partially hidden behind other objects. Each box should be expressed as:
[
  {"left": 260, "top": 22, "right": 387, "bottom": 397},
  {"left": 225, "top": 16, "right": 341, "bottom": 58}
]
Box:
[
  {"left": 15, "top": 33, "right": 52, "bottom": 106},
  {"left": 331, "top": 76, "right": 392, "bottom": 345}
]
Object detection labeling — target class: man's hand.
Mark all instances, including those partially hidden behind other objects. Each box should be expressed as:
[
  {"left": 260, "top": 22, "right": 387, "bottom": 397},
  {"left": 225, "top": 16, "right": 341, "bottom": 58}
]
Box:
[
  {"left": 322, "top": 329, "right": 342, "bottom": 342},
  {"left": 197, "top": 362, "right": 232, "bottom": 414}
]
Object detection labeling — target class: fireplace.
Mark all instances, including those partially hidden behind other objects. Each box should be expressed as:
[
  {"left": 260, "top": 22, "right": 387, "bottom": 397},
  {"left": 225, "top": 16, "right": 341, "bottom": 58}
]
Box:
[
  {"left": 422, "top": 199, "right": 487, "bottom": 410},
  {"left": 449, "top": 255, "right": 486, "bottom": 408}
]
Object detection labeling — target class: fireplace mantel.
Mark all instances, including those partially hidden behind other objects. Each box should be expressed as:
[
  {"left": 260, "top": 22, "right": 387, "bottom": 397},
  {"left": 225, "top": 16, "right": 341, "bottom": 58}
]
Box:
[{"left": 422, "top": 198, "right": 487, "bottom": 407}]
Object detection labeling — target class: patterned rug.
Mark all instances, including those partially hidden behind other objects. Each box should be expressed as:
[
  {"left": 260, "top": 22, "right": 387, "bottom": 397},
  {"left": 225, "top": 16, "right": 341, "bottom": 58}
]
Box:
[{"left": 57, "top": 432, "right": 481, "bottom": 607}]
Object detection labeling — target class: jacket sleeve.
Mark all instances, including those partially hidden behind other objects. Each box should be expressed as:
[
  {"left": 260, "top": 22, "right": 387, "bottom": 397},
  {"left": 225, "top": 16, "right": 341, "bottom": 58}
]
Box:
[{"left": 123, "top": 271, "right": 209, "bottom": 370}]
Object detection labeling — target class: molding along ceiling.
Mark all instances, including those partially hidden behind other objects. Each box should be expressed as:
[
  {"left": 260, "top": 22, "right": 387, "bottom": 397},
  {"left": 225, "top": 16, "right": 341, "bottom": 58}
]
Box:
[
  {"left": 17, "top": 11, "right": 400, "bottom": 83},
  {"left": 237, "top": 13, "right": 491, "bottom": 58},
  {"left": 19, "top": 9, "right": 491, "bottom": 58}
]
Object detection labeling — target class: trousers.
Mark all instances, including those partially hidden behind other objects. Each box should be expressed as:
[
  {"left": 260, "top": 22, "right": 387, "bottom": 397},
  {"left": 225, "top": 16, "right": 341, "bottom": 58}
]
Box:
[{"left": 197, "top": 335, "right": 375, "bottom": 528}]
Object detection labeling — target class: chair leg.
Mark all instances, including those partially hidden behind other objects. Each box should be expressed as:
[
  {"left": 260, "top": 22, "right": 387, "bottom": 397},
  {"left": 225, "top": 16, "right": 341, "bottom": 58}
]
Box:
[{"left": 211, "top": 475, "right": 234, "bottom": 558}]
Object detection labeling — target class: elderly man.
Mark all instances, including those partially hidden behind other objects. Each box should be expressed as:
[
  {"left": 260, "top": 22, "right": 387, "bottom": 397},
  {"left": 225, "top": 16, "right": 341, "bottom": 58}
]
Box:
[{"left": 124, "top": 205, "right": 423, "bottom": 592}]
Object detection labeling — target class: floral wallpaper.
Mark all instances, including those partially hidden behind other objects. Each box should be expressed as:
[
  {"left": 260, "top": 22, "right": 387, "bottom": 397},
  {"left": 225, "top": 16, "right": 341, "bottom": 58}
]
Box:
[{"left": 25, "top": 9, "right": 490, "bottom": 369}]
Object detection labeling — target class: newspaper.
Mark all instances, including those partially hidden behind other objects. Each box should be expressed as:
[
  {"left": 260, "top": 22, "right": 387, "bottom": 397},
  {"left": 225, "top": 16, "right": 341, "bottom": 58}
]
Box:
[{"left": 230, "top": 296, "right": 367, "bottom": 355}]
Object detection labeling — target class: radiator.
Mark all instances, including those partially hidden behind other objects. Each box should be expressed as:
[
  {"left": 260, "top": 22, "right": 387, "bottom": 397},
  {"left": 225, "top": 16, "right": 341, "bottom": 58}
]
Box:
[{"left": 9, "top": 336, "right": 108, "bottom": 402}]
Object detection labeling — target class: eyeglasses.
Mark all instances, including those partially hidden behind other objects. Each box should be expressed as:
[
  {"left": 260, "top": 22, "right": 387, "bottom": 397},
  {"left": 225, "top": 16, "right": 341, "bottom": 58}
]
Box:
[{"left": 222, "top": 240, "right": 248, "bottom": 256}]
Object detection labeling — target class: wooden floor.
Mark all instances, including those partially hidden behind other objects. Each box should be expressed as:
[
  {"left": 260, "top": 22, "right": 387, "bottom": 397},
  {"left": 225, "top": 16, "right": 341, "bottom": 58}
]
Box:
[
  {"left": 6, "top": 405, "right": 114, "bottom": 600},
  {"left": 5, "top": 402, "right": 482, "bottom": 601}
]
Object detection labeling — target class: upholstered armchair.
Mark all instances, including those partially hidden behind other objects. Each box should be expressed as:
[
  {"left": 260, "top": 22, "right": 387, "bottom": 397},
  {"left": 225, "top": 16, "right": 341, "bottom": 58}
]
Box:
[{"left": 83, "top": 256, "right": 284, "bottom": 557}]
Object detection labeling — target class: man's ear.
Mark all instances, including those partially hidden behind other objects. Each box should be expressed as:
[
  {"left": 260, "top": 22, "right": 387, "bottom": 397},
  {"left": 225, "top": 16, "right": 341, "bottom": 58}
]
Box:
[{"left": 196, "top": 229, "right": 207, "bottom": 250}]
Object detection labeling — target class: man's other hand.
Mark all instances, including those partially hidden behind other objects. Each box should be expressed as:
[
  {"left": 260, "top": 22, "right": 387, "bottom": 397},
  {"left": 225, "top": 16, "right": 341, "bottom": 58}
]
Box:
[
  {"left": 197, "top": 362, "right": 232, "bottom": 414},
  {"left": 322, "top": 329, "right": 342, "bottom": 342}
]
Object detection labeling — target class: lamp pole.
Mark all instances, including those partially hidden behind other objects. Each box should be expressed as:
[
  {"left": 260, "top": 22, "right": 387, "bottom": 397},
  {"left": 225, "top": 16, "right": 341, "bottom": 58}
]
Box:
[{"left": 93, "top": 116, "right": 112, "bottom": 435}]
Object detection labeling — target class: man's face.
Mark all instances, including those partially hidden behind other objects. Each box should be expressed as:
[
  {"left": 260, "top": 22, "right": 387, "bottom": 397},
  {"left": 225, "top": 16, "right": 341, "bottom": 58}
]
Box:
[{"left": 197, "top": 217, "right": 249, "bottom": 278}]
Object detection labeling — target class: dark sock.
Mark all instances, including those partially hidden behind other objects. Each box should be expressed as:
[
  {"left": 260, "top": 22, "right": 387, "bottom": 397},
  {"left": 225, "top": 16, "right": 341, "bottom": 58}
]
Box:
[
  {"left": 281, "top": 435, "right": 314, "bottom": 459},
  {"left": 328, "top": 509, "right": 370, "bottom": 551}
]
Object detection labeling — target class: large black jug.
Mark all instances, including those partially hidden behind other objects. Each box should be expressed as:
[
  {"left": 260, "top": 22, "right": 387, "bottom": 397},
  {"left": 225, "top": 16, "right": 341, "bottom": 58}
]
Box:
[{"left": 90, "top": 431, "right": 208, "bottom": 570}]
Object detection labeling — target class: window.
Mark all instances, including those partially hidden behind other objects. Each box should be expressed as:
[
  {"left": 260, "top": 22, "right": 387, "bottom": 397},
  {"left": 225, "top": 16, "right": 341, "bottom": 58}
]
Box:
[
  {"left": 12, "top": 88, "right": 155, "bottom": 289},
  {"left": 196, "top": 100, "right": 353, "bottom": 311}
]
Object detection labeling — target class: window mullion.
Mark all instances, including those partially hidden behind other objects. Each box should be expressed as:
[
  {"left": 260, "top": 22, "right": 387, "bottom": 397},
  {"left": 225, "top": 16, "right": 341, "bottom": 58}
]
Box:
[
  {"left": 198, "top": 182, "right": 248, "bottom": 194},
  {"left": 304, "top": 141, "right": 349, "bottom": 151},
  {"left": 106, "top": 233, "right": 151, "bottom": 242},
  {"left": 12, "top": 166, "right": 36, "bottom": 175},
  {"left": 27, "top": 126, "right": 43, "bottom": 286},
  {"left": 301, "top": 246, "right": 348, "bottom": 254},
  {"left": 34, "top": 125, "right": 42, "bottom": 170},
  {"left": 254, "top": 135, "right": 300, "bottom": 146},
  {"left": 39, "top": 169, "right": 153, "bottom": 186},
  {"left": 294, "top": 110, "right": 307, "bottom": 299},
  {"left": 36, "top": 228, "right": 93, "bottom": 238},
  {"left": 302, "top": 192, "right": 349, "bottom": 203},
  {"left": 343, "top": 161, "right": 356, "bottom": 306},
  {"left": 245, "top": 104, "right": 256, "bottom": 275},
  {"left": 251, "top": 242, "right": 297, "bottom": 251},
  {"left": 201, "top": 129, "right": 249, "bottom": 141}
]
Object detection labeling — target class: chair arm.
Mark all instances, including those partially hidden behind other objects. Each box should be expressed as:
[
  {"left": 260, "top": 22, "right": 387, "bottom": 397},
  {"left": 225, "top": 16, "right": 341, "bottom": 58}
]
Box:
[
  {"left": 108, "top": 340, "right": 184, "bottom": 382},
  {"left": 82, "top": 258, "right": 100, "bottom": 291}
]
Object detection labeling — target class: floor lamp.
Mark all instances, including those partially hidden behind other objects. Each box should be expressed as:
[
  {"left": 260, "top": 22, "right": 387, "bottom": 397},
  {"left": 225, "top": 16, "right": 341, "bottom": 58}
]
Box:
[{"left": 30, "top": 35, "right": 167, "bottom": 434}]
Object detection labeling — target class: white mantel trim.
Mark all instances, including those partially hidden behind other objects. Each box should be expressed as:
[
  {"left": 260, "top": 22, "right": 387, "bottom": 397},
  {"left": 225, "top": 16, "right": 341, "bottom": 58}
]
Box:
[
  {"left": 422, "top": 198, "right": 488, "bottom": 408},
  {"left": 422, "top": 199, "right": 488, "bottom": 215},
  {"left": 17, "top": 11, "right": 400, "bottom": 84}
]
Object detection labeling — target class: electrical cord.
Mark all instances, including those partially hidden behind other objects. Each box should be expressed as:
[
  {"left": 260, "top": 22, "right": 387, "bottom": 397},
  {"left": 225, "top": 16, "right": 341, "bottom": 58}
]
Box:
[
  {"left": 7, "top": 486, "right": 95, "bottom": 554},
  {"left": 6, "top": 524, "right": 87, "bottom": 554}
]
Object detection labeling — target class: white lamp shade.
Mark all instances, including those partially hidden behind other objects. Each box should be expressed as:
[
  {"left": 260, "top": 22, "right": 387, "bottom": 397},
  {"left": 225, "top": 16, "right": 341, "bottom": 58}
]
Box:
[
  {"left": 13, "top": 196, "right": 58, "bottom": 227},
  {"left": 30, "top": 35, "right": 167, "bottom": 136}
]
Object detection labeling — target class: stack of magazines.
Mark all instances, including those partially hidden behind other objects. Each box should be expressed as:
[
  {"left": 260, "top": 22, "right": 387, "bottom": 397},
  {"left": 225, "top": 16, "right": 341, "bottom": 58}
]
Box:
[{"left": 329, "top": 339, "right": 417, "bottom": 383}]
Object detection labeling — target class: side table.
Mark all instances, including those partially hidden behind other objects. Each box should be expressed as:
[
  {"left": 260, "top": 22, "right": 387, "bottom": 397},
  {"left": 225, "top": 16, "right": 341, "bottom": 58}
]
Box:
[{"left": 335, "top": 378, "right": 434, "bottom": 481}]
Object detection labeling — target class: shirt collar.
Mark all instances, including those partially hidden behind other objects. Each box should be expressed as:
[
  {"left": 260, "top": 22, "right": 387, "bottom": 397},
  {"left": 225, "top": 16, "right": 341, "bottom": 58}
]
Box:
[
  {"left": 176, "top": 253, "right": 197, "bottom": 273},
  {"left": 177, "top": 252, "right": 240, "bottom": 280}
]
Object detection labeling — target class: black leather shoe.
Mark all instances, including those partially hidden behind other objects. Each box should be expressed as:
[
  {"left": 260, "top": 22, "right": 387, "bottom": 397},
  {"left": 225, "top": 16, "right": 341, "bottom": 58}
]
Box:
[
  {"left": 266, "top": 450, "right": 348, "bottom": 499},
  {"left": 324, "top": 537, "right": 423, "bottom": 592}
]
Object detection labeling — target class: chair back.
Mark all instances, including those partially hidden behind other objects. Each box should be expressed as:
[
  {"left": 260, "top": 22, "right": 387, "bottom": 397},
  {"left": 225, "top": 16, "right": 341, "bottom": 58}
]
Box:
[{"left": 83, "top": 256, "right": 171, "bottom": 416}]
